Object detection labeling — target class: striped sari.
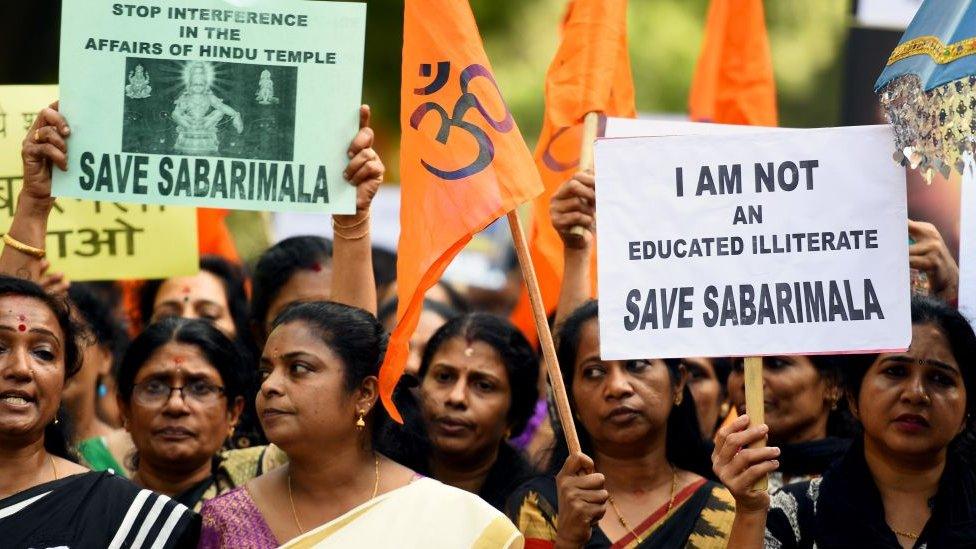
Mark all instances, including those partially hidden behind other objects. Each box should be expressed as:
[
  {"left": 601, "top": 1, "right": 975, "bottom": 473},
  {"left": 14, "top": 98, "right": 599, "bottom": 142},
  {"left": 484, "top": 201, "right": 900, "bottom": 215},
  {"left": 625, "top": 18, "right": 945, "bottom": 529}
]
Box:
[{"left": 0, "top": 471, "right": 199, "bottom": 548}]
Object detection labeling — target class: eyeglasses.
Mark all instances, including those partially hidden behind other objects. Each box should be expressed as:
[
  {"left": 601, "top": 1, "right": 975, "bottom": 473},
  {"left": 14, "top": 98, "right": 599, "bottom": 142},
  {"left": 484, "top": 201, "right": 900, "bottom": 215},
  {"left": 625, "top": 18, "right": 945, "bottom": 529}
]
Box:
[{"left": 132, "top": 379, "right": 226, "bottom": 407}]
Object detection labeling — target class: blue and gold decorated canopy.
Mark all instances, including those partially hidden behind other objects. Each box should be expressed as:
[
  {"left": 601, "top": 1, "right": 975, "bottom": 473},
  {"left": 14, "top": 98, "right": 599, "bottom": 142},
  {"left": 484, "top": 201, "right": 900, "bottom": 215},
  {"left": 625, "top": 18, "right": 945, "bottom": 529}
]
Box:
[{"left": 876, "top": 0, "right": 976, "bottom": 180}]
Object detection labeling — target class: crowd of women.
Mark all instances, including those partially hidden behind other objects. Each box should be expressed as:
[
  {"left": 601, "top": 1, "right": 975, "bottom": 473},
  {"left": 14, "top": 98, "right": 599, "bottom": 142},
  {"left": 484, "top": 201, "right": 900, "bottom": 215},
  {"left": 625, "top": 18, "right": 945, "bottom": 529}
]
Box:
[{"left": 0, "top": 101, "right": 973, "bottom": 549}]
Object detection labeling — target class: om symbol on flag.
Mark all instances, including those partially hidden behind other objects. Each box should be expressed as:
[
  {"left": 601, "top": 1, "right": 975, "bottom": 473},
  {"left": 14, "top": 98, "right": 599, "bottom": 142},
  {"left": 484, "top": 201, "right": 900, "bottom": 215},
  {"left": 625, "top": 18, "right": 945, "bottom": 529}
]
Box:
[
  {"left": 409, "top": 61, "right": 514, "bottom": 180},
  {"left": 541, "top": 125, "right": 582, "bottom": 172}
]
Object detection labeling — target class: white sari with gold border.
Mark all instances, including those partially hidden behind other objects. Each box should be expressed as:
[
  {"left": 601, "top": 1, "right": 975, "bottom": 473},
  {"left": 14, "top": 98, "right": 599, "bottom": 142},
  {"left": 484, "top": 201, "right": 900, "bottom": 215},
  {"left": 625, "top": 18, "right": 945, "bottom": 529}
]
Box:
[{"left": 280, "top": 477, "right": 523, "bottom": 548}]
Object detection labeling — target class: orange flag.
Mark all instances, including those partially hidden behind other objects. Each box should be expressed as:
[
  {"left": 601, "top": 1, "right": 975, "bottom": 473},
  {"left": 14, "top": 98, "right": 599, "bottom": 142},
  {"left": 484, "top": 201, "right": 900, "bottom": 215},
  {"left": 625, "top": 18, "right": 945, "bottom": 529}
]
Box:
[
  {"left": 196, "top": 208, "right": 240, "bottom": 263},
  {"left": 511, "top": 0, "right": 635, "bottom": 343},
  {"left": 382, "top": 0, "right": 543, "bottom": 420},
  {"left": 688, "top": 0, "right": 777, "bottom": 126}
]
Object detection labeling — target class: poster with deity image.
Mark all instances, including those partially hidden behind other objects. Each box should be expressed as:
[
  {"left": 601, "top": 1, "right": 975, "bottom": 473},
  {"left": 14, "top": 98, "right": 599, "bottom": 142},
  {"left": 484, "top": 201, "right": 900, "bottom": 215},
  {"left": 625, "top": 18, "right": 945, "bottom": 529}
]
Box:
[
  {"left": 121, "top": 58, "right": 297, "bottom": 162},
  {"left": 55, "top": 0, "right": 366, "bottom": 213}
]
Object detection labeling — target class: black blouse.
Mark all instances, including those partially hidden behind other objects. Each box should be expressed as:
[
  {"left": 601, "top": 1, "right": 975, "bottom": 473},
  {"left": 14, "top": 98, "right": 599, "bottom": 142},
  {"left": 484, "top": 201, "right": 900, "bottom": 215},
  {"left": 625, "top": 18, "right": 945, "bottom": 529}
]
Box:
[{"left": 765, "top": 440, "right": 976, "bottom": 548}]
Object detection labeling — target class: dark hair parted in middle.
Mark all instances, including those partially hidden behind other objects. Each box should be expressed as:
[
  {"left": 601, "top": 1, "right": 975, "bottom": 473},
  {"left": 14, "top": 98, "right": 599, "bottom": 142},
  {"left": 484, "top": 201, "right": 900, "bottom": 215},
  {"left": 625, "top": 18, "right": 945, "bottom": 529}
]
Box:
[
  {"left": 839, "top": 296, "right": 976, "bottom": 459},
  {"left": 117, "top": 317, "right": 247, "bottom": 407},
  {"left": 551, "top": 300, "right": 713, "bottom": 477},
  {"left": 418, "top": 313, "right": 540, "bottom": 437},
  {"left": 270, "top": 300, "right": 390, "bottom": 446},
  {"left": 138, "top": 255, "right": 252, "bottom": 344},
  {"left": 0, "top": 276, "right": 82, "bottom": 460},
  {"left": 272, "top": 300, "right": 387, "bottom": 392}
]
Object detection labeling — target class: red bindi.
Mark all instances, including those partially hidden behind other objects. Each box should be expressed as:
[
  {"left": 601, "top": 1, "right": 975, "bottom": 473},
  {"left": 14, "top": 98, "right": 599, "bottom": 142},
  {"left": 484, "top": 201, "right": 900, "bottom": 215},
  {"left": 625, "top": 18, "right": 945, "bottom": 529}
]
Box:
[
  {"left": 174, "top": 356, "right": 185, "bottom": 365},
  {"left": 17, "top": 324, "right": 26, "bottom": 332},
  {"left": 181, "top": 286, "right": 191, "bottom": 294},
  {"left": 311, "top": 262, "right": 322, "bottom": 272}
]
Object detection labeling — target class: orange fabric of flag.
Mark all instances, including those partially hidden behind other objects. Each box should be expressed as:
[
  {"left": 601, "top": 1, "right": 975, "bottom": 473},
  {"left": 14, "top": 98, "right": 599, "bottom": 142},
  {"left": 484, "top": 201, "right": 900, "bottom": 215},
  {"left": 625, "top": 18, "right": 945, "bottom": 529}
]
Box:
[
  {"left": 196, "top": 208, "right": 240, "bottom": 263},
  {"left": 688, "top": 0, "right": 777, "bottom": 126},
  {"left": 511, "top": 0, "right": 635, "bottom": 343},
  {"left": 383, "top": 0, "right": 543, "bottom": 421}
]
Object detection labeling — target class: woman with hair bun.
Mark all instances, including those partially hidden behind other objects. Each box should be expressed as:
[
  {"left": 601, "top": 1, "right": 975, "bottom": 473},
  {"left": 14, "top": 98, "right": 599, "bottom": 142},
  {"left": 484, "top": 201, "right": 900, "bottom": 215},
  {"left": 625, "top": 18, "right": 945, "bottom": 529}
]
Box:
[{"left": 201, "top": 302, "right": 523, "bottom": 548}]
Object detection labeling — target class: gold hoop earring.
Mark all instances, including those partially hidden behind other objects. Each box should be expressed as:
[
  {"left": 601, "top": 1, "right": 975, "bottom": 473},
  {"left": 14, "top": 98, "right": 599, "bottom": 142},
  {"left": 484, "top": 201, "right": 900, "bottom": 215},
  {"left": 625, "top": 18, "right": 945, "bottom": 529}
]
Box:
[{"left": 356, "top": 410, "right": 366, "bottom": 430}]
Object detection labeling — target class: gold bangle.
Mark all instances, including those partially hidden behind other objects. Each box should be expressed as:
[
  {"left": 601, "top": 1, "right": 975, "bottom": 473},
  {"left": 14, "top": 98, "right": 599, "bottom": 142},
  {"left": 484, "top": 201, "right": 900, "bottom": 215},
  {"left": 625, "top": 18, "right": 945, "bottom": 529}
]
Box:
[
  {"left": 2, "top": 233, "right": 45, "bottom": 258},
  {"left": 332, "top": 211, "right": 370, "bottom": 230},
  {"left": 331, "top": 223, "right": 370, "bottom": 241}
]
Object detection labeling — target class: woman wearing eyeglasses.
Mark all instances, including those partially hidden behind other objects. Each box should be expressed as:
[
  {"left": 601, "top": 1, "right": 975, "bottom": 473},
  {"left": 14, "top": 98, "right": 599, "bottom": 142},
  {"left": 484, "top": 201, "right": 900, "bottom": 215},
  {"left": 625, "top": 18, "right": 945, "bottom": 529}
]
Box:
[{"left": 117, "top": 317, "right": 284, "bottom": 511}]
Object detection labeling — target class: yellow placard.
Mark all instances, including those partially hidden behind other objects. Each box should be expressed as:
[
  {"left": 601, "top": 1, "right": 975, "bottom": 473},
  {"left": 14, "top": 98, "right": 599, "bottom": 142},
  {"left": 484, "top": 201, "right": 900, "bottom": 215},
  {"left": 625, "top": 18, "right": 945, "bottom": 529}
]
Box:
[{"left": 0, "top": 85, "right": 198, "bottom": 281}]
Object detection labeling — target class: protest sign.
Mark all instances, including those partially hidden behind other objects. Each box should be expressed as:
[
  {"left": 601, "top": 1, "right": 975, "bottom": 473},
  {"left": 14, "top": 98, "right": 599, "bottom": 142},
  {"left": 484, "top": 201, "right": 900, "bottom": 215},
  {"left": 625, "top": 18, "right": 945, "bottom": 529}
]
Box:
[
  {"left": 594, "top": 125, "right": 911, "bottom": 359},
  {"left": 605, "top": 117, "right": 787, "bottom": 139},
  {"left": 55, "top": 0, "right": 366, "bottom": 213},
  {"left": 1, "top": 85, "right": 197, "bottom": 281}
]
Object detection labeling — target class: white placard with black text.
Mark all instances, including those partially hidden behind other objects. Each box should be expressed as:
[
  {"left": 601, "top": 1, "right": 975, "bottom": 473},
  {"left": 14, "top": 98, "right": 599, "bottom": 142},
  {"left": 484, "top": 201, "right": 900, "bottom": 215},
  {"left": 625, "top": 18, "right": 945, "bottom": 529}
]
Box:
[{"left": 594, "top": 125, "right": 911, "bottom": 359}]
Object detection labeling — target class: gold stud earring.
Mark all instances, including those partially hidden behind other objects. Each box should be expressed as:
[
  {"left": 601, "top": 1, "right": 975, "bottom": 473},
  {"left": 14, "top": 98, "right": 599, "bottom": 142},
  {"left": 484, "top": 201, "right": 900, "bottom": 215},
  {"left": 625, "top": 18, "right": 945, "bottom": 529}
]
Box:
[
  {"left": 356, "top": 410, "right": 366, "bottom": 430},
  {"left": 674, "top": 393, "right": 683, "bottom": 406}
]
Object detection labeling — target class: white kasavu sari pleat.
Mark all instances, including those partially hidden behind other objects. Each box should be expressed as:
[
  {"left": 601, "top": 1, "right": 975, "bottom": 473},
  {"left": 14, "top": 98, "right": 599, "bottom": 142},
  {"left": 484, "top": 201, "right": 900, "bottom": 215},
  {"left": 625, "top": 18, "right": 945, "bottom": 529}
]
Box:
[{"left": 279, "top": 477, "right": 523, "bottom": 549}]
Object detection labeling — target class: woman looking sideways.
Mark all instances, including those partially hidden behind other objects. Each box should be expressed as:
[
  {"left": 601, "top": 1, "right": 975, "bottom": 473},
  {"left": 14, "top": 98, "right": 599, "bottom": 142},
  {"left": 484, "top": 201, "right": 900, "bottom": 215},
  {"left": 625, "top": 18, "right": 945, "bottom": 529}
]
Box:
[{"left": 200, "top": 303, "right": 523, "bottom": 547}]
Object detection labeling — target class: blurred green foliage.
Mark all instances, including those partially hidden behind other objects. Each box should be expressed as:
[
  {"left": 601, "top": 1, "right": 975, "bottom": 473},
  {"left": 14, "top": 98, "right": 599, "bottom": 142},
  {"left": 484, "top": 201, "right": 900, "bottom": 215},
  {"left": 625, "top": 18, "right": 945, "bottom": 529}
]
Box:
[{"left": 358, "top": 0, "right": 851, "bottom": 182}]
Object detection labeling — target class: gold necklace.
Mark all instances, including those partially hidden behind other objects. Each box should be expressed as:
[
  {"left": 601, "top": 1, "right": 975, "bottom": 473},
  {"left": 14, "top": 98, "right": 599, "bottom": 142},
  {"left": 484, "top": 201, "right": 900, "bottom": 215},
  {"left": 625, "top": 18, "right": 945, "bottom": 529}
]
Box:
[
  {"left": 607, "top": 465, "right": 677, "bottom": 544},
  {"left": 891, "top": 528, "right": 920, "bottom": 540},
  {"left": 288, "top": 453, "right": 380, "bottom": 535},
  {"left": 50, "top": 455, "right": 58, "bottom": 481}
]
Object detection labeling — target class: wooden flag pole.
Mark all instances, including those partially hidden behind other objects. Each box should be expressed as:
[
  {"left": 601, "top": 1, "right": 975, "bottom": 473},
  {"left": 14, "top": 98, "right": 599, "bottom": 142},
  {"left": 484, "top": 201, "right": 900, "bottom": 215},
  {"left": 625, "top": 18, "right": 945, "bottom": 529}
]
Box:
[
  {"left": 569, "top": 112, "right": 601, "bottom": 238},
  {"left": 744, "top": 356, "right": 768, "bottom": 491},
  {"left": 507, "top": 209, "right": 582, "bottom": 455},
  {"left": 518, "top": 110, "right": 596, "bottom": 452}
]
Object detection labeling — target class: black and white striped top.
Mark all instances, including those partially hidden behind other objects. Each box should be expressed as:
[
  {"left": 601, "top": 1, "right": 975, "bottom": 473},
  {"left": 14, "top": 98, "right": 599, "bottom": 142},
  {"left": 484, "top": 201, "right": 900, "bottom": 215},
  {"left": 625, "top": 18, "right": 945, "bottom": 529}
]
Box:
[{"left": 0, "top": 471, "right": 199, "bottom": 548}]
